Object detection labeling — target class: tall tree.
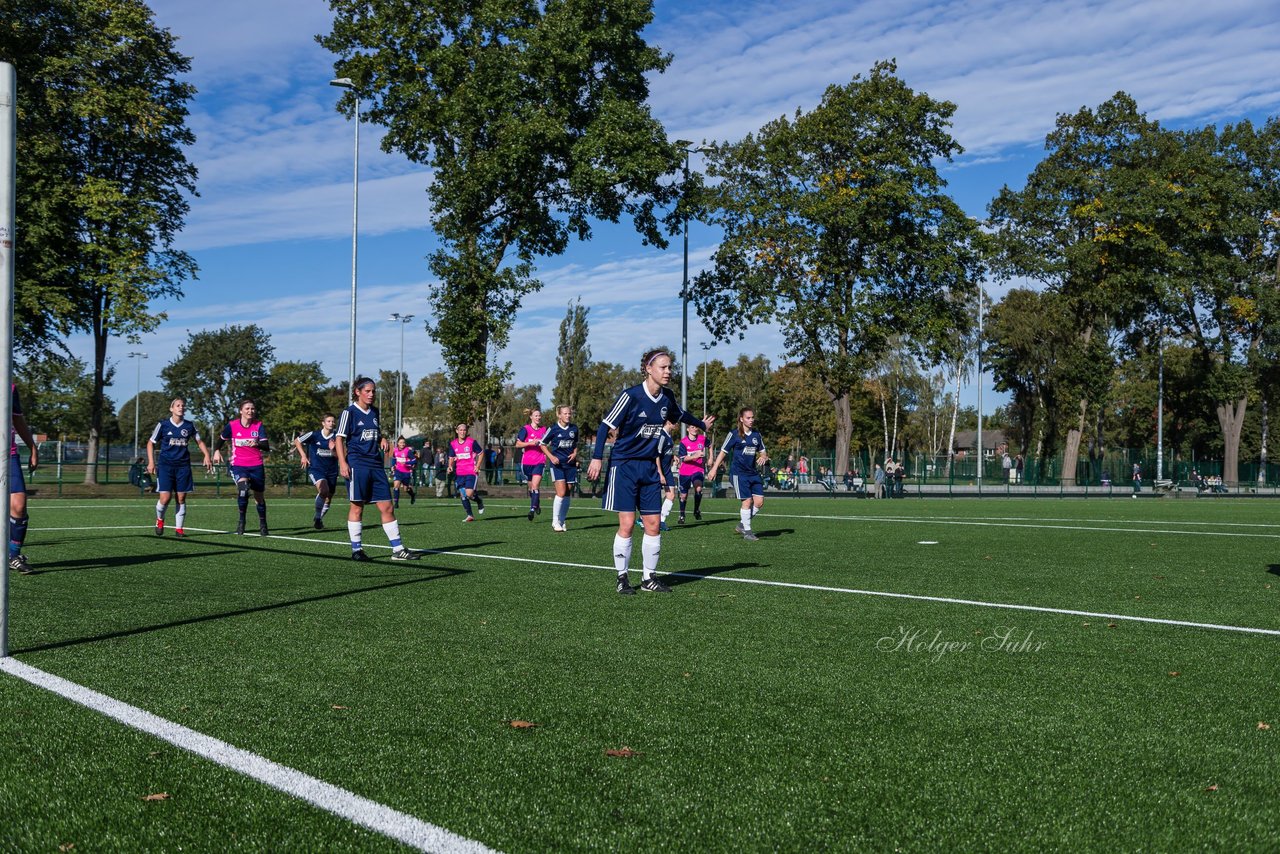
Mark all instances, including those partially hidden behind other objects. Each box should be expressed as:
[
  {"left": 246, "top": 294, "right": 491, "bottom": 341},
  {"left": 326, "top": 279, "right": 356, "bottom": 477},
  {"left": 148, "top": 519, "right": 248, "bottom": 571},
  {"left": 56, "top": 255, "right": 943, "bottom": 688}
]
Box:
[
  {"left": 1, "top": 0, "right": 199, "bottom": 483},
  {"left": 117, "top": 390, "right": 174, "bottom": 454},
  {"left": 320, "top": 0, "right": 680, "bottom": 432},
  {"left": 405, "top": 371, "right": 451, "bottom": 441},
  {"left": 553, "top": 298, "right": 591, "bottom": 412},
  {"left": 692, "top": 61, "right": 983, "bottom": 476},
  {"left": 161, "top": 326, "right": 275, "bottom": 443},
  {"left": 264, "top": 361, "right": 330, "bottom": 448},
  {"left": 15, "top": 354, "right": 111, "bottom": 442}
]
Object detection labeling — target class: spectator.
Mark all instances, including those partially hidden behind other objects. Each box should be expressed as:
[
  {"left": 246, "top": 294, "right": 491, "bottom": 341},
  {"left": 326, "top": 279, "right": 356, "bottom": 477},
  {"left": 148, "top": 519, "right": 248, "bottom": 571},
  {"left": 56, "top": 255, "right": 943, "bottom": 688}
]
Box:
[
  {"left": 1131, "top": 462, "right": 1141, "bottom": 497},
  {"left": 893, "top": 459, "right": 905, "bottom": 497},
  {"left": 873, "top": 463, "right": 885, "bottom": 499},
  {"left": 797, "top": 455, "right": 809, "bottom": 484},
  {"left": 1001, "top": 445, "right": 1013, "bottom": 483},
  {"left": 1015, "top": 454, "right": 1025, "bottom": 484},
  {"left": 434, "top": 447, "right": 450, "bottom": 497},
  {"left": 494, "top": 444, "right": 506, "bottom": 485}
]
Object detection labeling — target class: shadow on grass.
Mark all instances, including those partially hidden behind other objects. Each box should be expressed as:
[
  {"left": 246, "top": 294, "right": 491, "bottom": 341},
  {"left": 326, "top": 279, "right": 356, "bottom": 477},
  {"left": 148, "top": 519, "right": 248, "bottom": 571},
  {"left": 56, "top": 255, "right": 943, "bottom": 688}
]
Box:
[
  {"left": 13, "top": 566, "right": 472, "bottom": 655},
  {"left": 753, "top": 528, "right": 794, "bottom": 539},
  {"left": 1268, "top": 564, "right": 1280, "bottom": 577},
  {"left": 665, "top": 561, "right": 766, "bottom": 587},
  {"left": 27, "top": 549, "right": 241, "bottom": 574}
]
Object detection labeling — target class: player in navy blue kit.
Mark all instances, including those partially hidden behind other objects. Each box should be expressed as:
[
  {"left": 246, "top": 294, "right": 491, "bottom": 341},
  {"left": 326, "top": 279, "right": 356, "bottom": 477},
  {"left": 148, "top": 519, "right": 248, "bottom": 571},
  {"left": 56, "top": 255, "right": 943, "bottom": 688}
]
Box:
[
  {"left": 7, "top": 384, "right": 39, "bottom": 574},
  {"left": 656, "top": 419, "right": 679, "bottom": 532},
  {"left": 707, "top": 408, "right": 768, "bottom": 541},
  {"left": 294, "top": 414, "right": 339, "bottom": 530},
  {"left": 335, "top": 377, "right": 419, "bottom": 562},
  {"left": 146, "top": 398, "right": 213, "bottom": 538},
  {"left": 539, "top": 404, "right": 579, "bottom": 532},
  {"left": 586, "top": 348, "right": 714, "bottom": 594}
]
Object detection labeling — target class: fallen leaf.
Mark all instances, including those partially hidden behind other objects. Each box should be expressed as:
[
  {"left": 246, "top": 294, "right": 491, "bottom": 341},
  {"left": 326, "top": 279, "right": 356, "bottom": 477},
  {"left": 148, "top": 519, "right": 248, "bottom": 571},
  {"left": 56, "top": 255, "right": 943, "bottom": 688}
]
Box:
[
  {"left": 1081, "top": 622, "right": 1091, "bottom": 628},
  {"left": 147, "top": 751, "right": 160, "bottom": 758},
  {"left": 142, "top": 793, "right": 169, "bottom": 802},
  {"left": 682, "top": 672, "right": 691, "bottom": 678},
  {"left": 331, "top": 705, "right": 349, "bottom": 710},
  {"left": 1259, "top": 722, "right": 1272, "bottom": 731},
  {"left": 605, "top": 746, "right": 641, "bottom": 758},
  {"left": 1153, "top": 575, "right": 1165, "bottom": 580},
  {"left": 1107, "top": 623, "right": 1117, "bottom": 629},
  {"left": 1205, "top": 784, "right": 1218, "bottom": 792},
  {"left": 1168, "top": 671, "right": 1180, "bottom": 677},
  {"left": 983, "top": 555, "right": 993, "bottom": 561},
  {"left": 58, "top": 844, "right": 74, "bottom": 852},
  {"left": 509, "top": 720, "right": 540, "bottom": 729}
]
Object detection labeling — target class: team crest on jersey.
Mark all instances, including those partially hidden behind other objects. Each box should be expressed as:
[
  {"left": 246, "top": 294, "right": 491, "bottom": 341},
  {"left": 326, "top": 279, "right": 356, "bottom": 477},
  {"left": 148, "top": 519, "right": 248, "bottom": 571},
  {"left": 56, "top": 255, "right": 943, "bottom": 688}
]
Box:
[{"left": 659, "top": 406, "right": 669, "bottom": 420}]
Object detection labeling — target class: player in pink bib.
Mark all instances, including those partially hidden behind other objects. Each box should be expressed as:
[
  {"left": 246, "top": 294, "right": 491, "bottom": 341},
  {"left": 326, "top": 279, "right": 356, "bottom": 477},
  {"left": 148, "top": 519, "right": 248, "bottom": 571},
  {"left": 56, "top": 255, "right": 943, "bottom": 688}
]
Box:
[
  {"left": 447, "top": 423, "right": 486, "bottom": 521},
  {"left": 514, "top": 408, "right": 548, "bottom": 521},
  {"left": 389, "top": 436, "right": 418, "bottom": 508},
  {"left": 678, "top": 425, "right": 709, "bottom": 523},
  {"left": 212, "top": 399, "right": 271, "bottom": 536}
]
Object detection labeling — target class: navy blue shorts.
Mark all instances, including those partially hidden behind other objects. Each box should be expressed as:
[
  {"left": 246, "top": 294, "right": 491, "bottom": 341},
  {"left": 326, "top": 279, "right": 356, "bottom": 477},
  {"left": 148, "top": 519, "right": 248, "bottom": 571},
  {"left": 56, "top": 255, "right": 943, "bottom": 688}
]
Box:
[
  {"left": 347, "top": 464, "right": 392, "bottom": 503},
  {"left": 730, "top": 472, "right": 765, "bottom": 500},
  {"left": 679, "top": 472, "right": 705, "bottom": 494},
  {"left": 392, "top": 469, "right": 414, "bottom": 484},
  {"left": 550, "top": 463, "right": 578, "bottom": 484},
  {"left": 522, "top": 462, "right": 545, "bottom": 481},
  {"left": 309, "top": 470, "right": 338, "bottom": 492},
  {"left": 455, "top": 473, "right": 478, "bottom": 492},
  {"left": 229, "top": 465, "right": 265, "bottom": 493},
  {"left": 157, "top": 463, "right": 195, "bottom": 494},
  {"left": 8, "top": 455, "right": 25, "bottom": 495},
  {"left": 602, "top": 458, "right": 662, "bottom": 515}
]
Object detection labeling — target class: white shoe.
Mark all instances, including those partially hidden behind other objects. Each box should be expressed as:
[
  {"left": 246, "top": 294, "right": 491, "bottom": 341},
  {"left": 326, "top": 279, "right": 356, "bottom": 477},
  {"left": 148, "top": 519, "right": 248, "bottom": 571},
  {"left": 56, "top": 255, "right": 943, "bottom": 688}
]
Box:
[
  {"left": 478, "top": 507, "right": 485, "bottom": 515},
  {"left": 552, "top": 523, "right": 565, "bottom": 533}
]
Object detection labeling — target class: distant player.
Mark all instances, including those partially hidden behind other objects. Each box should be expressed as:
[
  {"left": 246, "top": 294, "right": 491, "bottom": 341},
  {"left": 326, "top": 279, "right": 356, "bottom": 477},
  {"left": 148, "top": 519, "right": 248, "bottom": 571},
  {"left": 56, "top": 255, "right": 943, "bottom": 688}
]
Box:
[
  {"left": 657, "top": 418, "right": 679, "bottom": 532},
  {"left": 294, "top": 414, "right": 339, "bottom": 529},
  {"left": 447, "top": 423, "right": 485, "bottom": 521},
  {"left": 707, "top": 408, "right": 768, "bottom": 542},
  {"left": 677, "top": 424, "right": 708, "bottom": 523},
  {"left": 515, "top": 408, "right": 548, "bottom": 522},
  {"left": 389, "top": 436, "right": 418, "bottom": 508},
  {"left": 586, "top": 348, "right": 714, "bottom": 595},
  {"left": 335, "top": 377, "right": 419, "bottom": 562},
  {"left": 539, "top": 404, "right": 579, "bottom": 532},
  {"left": 212, "top": 399, "right": 270, "bottom": 536},
  {"left": 147, "top": 397, "right": 213, "bottom": 538},
  {"left": 7, "top": 383, "right": 39, "bottom": 574}
]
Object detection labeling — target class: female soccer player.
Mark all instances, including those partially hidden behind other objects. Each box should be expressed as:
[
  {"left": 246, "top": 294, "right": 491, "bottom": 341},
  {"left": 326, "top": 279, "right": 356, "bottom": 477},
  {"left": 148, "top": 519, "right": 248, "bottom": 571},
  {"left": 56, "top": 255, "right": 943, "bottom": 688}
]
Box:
[
  {"left": 539, "top": 404, "right": 580, "bottom": 532},
  {"left": 294, "top": 414, "right": 339, "bottom": 529},
  {"left": 7, "top": 384, "right": 39, "bottom": 574},
  {"left": 389, "top": 436, "right": 418, "bottom": 508},
  {"left": 335, "top": 377, "right": 419, "bottom": 561},
  {"left": 147, "top": 398, "right": 213, "bottom": 538},
  {"left": 657, "top": 419, "right": 679, "bottom": 532},
  {"left": 447, "top": 423, "right": 486, "bottom": 521},
  {"left": 677, "top": 424, "right": 708, "bottom": 523},
  {"left": 515, "top": 408, "right": 548, "bottom": 521},
  {"left": 586, "top": 348, "right": 714, "bottom": 594},
  {"left": 212, "top": 399, "right": 270, "bottom": 536},
  {"left": 707, "top": 408, "right": 768, "bottom": 541}
]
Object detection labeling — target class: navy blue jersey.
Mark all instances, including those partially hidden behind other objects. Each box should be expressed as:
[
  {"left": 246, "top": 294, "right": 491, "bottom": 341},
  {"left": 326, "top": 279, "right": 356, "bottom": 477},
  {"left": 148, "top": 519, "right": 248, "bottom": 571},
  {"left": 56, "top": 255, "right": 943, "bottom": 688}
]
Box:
[
  {"left": 657, "top": 431, "right": 677, "bottom": 480},
  {"left": 337, "top": 404, "right": 383, "bottom": 466},
  {"left": 720, "top": 429, "right": 767, "bottom": 476},
  {"left": 593, "top": 384, "right": 706, "bottom": 461},
  {"left": 149, "top": 418, "right": 199, "bottom": 467},
  {"left": 298, "top": 428, "right": 339, "bottom": 476},
  {"left": 541, "top": 422, "right": 580, "bottom": 461}
]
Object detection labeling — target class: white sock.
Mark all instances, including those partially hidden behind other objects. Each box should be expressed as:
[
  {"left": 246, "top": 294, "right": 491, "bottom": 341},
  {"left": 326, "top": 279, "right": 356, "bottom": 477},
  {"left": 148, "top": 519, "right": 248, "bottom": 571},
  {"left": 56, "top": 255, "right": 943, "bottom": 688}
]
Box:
[
  {"left": 661, "top": 498, "right": 672, "bottom": 521},
  {"left": 740, "top": 507, "right": 752, "bottom": 531},
  {"left": 552, "top": 495, "right": 563, "bottom": 525},
  {"left": 641, "top": 533, "right": 661, "bottom": 580},
  {"left": 613, "top": 534, "right": 632, "bottom": 573},
  {"left": 348, "top": 520, "right": 363, "bottom": 546},
  {"left": 156, "top": 501, "right": 165, "bottom": 521},
  {"left": 174, "top": 504, "right": 187, "bottom": 529},
  {"left": 382, "top": 519, "right": 402, "bottom": 548},
  {"left": 320, "top": 502, "right": 331, "bottom": 517},
  {"left": 561, "top": 495, "right": 571, "bottom": 525}
]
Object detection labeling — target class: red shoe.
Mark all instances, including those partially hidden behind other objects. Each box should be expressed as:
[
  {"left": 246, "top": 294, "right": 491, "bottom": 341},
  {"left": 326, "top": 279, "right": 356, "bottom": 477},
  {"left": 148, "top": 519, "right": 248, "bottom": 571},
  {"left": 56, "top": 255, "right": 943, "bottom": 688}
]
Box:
[
  {"left": 174, "top": 529, "right": 185, "bottom": 538},
  {"left": 464, "top": 515, "right": 475, "bottom": 522},
  {"left": 155, "top": 519, "right": 164, "bottom": 536}
]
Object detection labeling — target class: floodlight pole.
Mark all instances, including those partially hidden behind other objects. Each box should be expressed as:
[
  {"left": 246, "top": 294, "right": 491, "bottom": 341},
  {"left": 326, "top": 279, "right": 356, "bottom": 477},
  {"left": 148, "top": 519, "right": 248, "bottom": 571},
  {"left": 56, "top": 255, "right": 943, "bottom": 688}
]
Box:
[
  {"left": 330, "top": 78, "right": 359, "bottom": 400},
  {"left": 390, "top": 313, "right": 414, "bottom": 437},
  {"left": 128, "top": 351, "right": 147, "bottom": 458},
  {"left": 1, "top": 62, "right": 17, "bottom": 658},
  {"left": 1157, "top": 331, "right": 1164, "bottom": 482},
  {"left": 975, "top": 285, "right": 984, "bottom": 491}
]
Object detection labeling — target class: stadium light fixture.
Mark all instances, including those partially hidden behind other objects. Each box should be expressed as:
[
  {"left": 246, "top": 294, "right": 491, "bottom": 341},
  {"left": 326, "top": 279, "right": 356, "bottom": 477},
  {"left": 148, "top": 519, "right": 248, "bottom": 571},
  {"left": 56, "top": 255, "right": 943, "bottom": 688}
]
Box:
[
  {"left": 330, "top": 77, "right": 359, "bottom": 400},
  {"left": 389, "top": 313, "right": 415, "bottom": 437},
  {"left": 128, "top": 351, "right": 148, "bottom": 459}
]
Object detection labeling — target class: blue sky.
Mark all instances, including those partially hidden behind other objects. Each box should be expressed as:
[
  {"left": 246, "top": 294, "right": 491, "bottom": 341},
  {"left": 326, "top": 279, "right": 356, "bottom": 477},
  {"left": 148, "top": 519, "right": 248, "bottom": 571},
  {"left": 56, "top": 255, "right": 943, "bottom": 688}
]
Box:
[{"left": 92, "top": 0, "right": 1280, "bottom": 413}]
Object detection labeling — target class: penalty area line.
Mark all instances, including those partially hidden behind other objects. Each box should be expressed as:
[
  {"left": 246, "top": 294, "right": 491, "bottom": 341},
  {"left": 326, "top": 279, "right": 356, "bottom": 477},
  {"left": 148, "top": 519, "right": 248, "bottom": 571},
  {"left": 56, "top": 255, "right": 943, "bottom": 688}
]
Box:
[{"left": 0, "top": 658, "right": 497, "bottom": 854}]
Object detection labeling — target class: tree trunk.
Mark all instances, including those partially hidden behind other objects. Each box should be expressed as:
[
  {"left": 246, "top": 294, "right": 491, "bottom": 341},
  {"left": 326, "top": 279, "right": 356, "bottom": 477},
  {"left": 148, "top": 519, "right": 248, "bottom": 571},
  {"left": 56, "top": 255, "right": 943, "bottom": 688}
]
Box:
[
  {"left": 1217, "top": 397, "right": 1247, "bottom": 487},
  {"left": 1258, "top": 396, "right": 1268, "bottom": 485},
  {"left": 1060, "top": 398, "right": 1088, "bottom": 487},
  {"left": 946, "top": 362, "right": 960, "bottom": 477},
  {"left": 84, "top": 325, "right": 108, "bottom": 485},
  {"left": 831, "top": 392, "right": 852, "bottom": 476}
]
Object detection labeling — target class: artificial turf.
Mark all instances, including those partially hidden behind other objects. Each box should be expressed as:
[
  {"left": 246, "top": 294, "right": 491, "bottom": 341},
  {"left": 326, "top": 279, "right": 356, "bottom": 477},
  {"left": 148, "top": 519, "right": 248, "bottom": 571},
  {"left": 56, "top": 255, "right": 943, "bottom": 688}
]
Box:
[{"left": 2, "top": 494, "right": 1277, "bottom": 850}]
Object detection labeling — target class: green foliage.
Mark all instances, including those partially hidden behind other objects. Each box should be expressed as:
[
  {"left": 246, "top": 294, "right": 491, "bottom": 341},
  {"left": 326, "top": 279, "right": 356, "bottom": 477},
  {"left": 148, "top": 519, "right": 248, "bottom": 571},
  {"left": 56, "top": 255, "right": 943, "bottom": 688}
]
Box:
[
  {"left": 320, "top": 0, "right": 680, "bottom": 423},
  {"left": 14, "top": 354, "right": 112, "bottom": 441},
  {"left": 0, "top": 0, "right": 199, "bottom": 465},
  {"left": 574, "top": 360, "right": 633, "bottom": 430},
  {"left": 487, "top": 382, "right": 542, "bottom": 443},
  {"left": 161, "top": 326, "right": 275, "bottom": 434},
  {"left": 552, "top": 298, "right": 591, "bottom": 412},
  {"left": 116, "top": 390, "right": 175, "bottom": 451},
  {"left": 406, "top": 372, "right": 452, "bottom": 441},
  {"left": 693, "top": 61, "right": 983, "bottom": 471},
  {"left": 265, "top": 361, "right": 331, "bottom": 447}
]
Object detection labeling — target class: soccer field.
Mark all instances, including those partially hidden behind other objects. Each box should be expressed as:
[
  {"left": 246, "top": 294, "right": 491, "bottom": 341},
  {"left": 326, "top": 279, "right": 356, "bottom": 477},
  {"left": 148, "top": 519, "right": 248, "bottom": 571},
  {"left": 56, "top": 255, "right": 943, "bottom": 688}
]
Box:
[{"left": 2, "top": 495, "right": 1276, "bottom": 851}]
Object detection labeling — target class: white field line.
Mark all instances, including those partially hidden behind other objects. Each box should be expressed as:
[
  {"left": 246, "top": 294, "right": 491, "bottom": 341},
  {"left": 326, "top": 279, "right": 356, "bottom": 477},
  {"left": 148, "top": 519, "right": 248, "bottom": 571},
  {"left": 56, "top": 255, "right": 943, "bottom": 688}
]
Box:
[{"left": 0, "top": 658, "right": 497, "bottom": 854}]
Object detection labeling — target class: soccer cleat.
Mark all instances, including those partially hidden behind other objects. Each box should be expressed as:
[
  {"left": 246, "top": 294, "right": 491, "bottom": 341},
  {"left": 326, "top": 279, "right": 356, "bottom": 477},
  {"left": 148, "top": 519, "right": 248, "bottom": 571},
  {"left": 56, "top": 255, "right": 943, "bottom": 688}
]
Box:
[
  {"left": 552, "top": 523, "right": 565, "bottom": 533},
  {"left": 351, "top": 549, "right": 371, "bottom": 562},
  {"left": 678, "top": 515, "right": 686, "bottom": 525},
  {"left": 528, "top": 509, "right": 535, "bottom": 522},
  {"left": 478, "top": 506, "right": 485, "bottom": 515},
  {"left": 391, "top": 547, "right": 421, "bottom": 561},
  {"left": 314, "top": 518, "right": 324, "bottom": 530},
  {"left": 235, "top": 519, "right": 246, "bottom": 536},
  {"left": 694, "top": 510, "right": 702, "bottom": 521},
  {"left": 8, "top": 554, "right": 33, "bottom": 574},
  {"left": 616, "top": 575, "right": 637, "bottom": 595},
  {"left": 259, "top": 523, "right": 270, "bottom": 537},
  {"left": 409, "top": 490, "right": 416, "bottom": 505},
  {"left": 174, "top": 529, "right": 185, "bottom": 538},
  {"left": 735, "top": 522, "right": 745, "bottom": 536},
  {"left": 464, "top": 515, "right": 475, "bottom": 522},
  {"left": 394, "top": 502, "right": 400, "bottom": 510},
  {"left": 742, "top": 531, "right": 759, "bottom": 542},
  {"left": 535, "top": 505, "right": 541, "bottom": 516},
  {"left": 659, "top": 520, "right": 669, "bottom": 532},
  {"left": 155, "top": 519, "right": 164, "bottom": 536},
  {"left": 641, "top": 577, "right": 672, "bottom": 593}
]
